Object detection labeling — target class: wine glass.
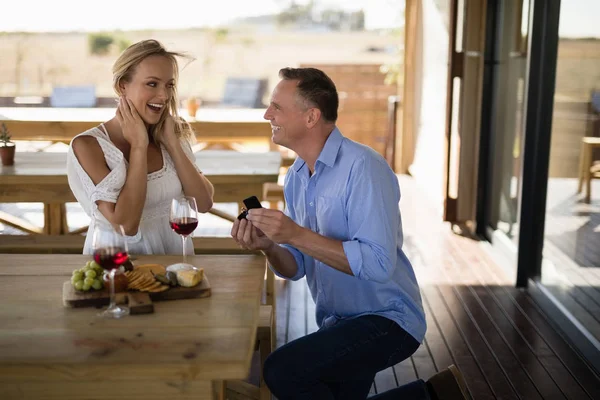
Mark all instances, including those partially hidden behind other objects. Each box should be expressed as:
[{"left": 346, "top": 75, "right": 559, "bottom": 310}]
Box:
[
  {"left": 92, "top": 220, "right": 130, "bottom": 319},
  {"left": 169, "top": 196, "right": 198, "bottom": 270}
]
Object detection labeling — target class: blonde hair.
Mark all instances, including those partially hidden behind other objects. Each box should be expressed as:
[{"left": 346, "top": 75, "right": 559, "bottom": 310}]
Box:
[{"left": 112, "top": 39, "right": 194, "bottom": 144}]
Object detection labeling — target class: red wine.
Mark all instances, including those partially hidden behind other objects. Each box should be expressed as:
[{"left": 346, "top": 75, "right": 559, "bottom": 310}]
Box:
[
  {"left": 93, "top": 247, "right": 129, "bottom": 270},
  {"left": 170, "top": 217, "right": 198, "bottom": 236}
]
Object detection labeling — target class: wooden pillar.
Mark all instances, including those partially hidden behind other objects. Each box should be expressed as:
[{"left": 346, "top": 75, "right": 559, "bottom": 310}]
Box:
[{"left": 396, "top": 0, "right": 422, "bottom": 174}]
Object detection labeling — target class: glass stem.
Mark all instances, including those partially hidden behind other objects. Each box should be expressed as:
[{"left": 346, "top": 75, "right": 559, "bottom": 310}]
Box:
[
  {"left": 182, "top": 235, "right": 187, "bottom": 264},
  {"left": 108, "top": 269, "right": 116, "bottom": 310}
]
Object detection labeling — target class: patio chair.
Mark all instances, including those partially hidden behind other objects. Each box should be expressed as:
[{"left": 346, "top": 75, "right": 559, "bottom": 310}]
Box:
[
  {"left": 577, "top": 91, "right": 600, "bottom": 202},
  {"left": 50, "top": 85, "right": 96, "bottom": 108},
  {"left": 222, "top": 78, "right": 268, "bottom": 108}
]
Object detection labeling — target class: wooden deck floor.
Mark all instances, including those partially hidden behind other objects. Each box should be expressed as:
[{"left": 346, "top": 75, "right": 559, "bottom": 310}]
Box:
[{"left": 268, "top": 176, "right": 600, "bottom": 399}]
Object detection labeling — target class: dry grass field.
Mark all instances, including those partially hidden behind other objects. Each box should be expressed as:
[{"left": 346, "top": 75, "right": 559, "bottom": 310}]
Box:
[{"left": 0, "top": 29, "right": 400, "bottom": 102}]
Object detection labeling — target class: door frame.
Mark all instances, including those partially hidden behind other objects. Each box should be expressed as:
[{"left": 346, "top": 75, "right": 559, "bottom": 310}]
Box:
[{"left": 443, "top": 0, "right": 487, "bottom": 225}]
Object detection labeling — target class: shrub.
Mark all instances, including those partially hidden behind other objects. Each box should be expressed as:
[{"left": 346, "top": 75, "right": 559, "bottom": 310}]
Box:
[{"left": 88, "top": 33, "right": 114, "bottom": 56}]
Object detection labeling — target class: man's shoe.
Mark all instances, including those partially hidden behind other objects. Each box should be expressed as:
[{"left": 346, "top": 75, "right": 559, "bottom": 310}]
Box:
[{"left": 426, "top": 364, "right": 471, "bottom": 400}]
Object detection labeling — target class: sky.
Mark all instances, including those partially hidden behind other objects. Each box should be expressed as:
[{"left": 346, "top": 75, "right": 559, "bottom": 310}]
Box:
[
  {"left": 2, "top": 0, "right": 597, "bottom": 37},
  {"left": 558, "top": 0, "right": 600, "bottom": 38},
  {"left": 1, "top": 0, "right": 403, "bottom": 32}
]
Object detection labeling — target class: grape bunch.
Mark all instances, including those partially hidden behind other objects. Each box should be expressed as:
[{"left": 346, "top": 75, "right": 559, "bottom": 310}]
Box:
[{"left": 71, "top": 261, "right": 105, "bottom": 292}]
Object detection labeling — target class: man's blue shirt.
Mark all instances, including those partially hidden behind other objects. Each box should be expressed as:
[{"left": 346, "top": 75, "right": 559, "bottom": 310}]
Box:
[{"left": 273, "top": 127, "right": 426, "bottom": 343}]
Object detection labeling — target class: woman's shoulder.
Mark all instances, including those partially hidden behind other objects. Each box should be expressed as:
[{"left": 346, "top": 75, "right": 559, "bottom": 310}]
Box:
[
  {"left": 69, "top": 125, "right": 121, "bottom": 165},
  {"left": 71, "top": 125, "right": 108, "bottom": 143}
]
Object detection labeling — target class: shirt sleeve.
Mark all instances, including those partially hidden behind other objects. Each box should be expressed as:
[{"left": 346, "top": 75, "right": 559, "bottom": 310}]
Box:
[
  {"left": 268, "top": 172, "right": 306, "bottom": 281},
  {"left": 341, "top": 155, "right": 401, "bottom": 283}
]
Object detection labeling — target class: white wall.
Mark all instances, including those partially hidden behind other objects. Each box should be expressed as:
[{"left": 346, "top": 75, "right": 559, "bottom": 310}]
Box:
[{"left": 408, "top": 0, "right": 449, "bottom": 216}]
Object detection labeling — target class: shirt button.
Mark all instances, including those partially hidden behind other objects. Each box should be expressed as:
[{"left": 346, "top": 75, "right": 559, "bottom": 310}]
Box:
[{"left": 309, "top": 202, "right": 314, "bottom": 206}]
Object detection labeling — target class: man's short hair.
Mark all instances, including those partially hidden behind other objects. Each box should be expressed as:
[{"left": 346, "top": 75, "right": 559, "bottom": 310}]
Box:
[{"left": 279, "top": 67, "right": 338, "bottom": 123}]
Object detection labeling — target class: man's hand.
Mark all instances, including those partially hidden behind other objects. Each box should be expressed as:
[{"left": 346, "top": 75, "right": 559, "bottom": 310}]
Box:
[
  {"left": 231, "top": 217, "right": 275, "bottom": 251},
  {"left": 246, "top": 208, "right": 300, "bottom": 244}
]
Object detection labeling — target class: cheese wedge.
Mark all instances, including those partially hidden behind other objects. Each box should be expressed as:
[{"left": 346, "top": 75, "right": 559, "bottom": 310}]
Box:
[{"left": 176, "top": 268, "right": 204, "bottom": 287}]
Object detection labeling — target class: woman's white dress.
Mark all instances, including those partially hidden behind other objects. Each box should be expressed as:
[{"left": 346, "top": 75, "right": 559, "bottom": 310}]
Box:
[{"left": 66, "top": 124, "right": 199, "bottom": 255}]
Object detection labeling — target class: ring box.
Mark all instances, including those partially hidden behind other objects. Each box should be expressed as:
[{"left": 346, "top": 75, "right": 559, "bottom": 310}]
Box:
[{"left": 237, "top": 195, "right": 263, "bottom": 220}]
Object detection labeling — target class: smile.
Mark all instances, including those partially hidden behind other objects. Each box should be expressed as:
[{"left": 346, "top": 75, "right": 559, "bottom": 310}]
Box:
[{"left": 147, "top": 103, "right": 164, "bottom": 112}]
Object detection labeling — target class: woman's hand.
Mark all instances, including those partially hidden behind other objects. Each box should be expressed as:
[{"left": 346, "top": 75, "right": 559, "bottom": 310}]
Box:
[
  {"left": 116, "top": 96, "right": 148, "bottom": 149},
  {"left": 161, "top": 114, "right": 180, "bottom": 151}
]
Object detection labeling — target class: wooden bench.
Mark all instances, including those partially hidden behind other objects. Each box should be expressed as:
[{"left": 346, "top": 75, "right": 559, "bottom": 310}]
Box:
[{"left": 0, "top": 235, "right": 255, "bottom": 254}]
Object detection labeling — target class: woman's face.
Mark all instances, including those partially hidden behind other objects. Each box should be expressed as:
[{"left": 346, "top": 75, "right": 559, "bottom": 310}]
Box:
[{"left": 120, "top": 55, "right": 175, "bottom": 125}]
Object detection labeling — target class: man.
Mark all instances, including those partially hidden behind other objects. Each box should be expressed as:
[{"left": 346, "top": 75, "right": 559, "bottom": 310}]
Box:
[{"left": 231, "top": 67, "right": 469, "bottom": 400}]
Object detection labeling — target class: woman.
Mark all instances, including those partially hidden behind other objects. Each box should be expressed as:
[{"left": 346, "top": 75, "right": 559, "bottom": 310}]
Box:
[{"left": 67, "top": 39, "right": 214, "bottom": 255}]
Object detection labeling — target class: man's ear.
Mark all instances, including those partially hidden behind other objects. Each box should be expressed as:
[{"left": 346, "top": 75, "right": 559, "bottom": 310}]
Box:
[{"left": 306, "top": 108, "right": 321, "bottom": 128}]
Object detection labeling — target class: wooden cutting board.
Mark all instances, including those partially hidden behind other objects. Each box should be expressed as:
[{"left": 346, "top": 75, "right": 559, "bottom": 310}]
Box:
[{"left": 62, "top": 275, "right": 211, "bottom": 314}]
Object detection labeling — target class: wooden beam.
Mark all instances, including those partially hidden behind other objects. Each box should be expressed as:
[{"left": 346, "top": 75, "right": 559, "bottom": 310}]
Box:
[
  {"left": 0, "top": 235, "right": 255, "bottom": 254},
  {"left": 0, "top": 211, "right": 43, "bottom": 235},
  {"left": 4, "top": 120, "right": 272, "bottom": 143}
]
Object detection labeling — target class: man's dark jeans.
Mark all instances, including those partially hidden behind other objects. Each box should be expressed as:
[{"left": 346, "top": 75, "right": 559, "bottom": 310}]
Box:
[{"left": 263, "top": 314, "right": 431, "bottom": 400}]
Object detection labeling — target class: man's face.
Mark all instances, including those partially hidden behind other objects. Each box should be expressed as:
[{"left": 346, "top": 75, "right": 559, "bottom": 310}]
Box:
[{"left": 263, "top": 79, "right": 310, "bottom": 149}]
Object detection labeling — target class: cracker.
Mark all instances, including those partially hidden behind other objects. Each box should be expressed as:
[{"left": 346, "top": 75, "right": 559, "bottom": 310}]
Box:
[
  {"left": 135, "top": 264, "right": 167, "bottom": 275},
  {"left": 147, "top": 284, "right": 170, "bottom": 293},
  {"left": 139, "top": 281, "right": 162, "bottom": 292},
  {"left": 129, "top": 275, "right": 155, "bottom": 290}
]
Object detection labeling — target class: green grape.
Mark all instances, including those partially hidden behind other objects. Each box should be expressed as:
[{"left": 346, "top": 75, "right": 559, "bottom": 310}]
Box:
[
  {"left": 90, "top": 261, "right": 101, "bottom": 270},
  {"left": 85, "top": 261, "right": 92, "bottom": 268},
  {"left": 82, "top": 282, "right": 91, "bottom": 291},
  {"left": 91, "top": 279, "right": 103, "bottom": 290},
  {"left": 71, "top": 272, "right": 83, "bottom": 282},
  {"left": 74, "top": 281, "right": 84, "bottom": 291},
  {"left": 84, "top": 277, "right": 94, "bottom": 286},
  {"left": 85, "top": 270, "right": 97, "bottom": 279}
]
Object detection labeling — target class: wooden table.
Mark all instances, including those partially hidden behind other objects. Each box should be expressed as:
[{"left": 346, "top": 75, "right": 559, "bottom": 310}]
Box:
[
  {"left": 0, "top": 150, "right": 281, "bottom": 235},
  {"left": 0, "top": 107, "right": 274, "bottom": 148},
  {"left": 0, "top": 254, "right": 266, "bottom": 400}
]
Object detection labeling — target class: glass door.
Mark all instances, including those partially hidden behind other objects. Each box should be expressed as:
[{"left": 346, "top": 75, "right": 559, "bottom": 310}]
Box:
[
  {"left": 443, "top": 0, "right": 487, "bottom": 226},
  {"left": 484, "top": 0, "right": 530, "bottom": 255}
]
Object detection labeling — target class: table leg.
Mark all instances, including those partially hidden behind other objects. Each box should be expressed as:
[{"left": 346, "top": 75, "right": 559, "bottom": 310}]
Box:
[
  {"left": 585, "top": 145, "right": 593, "bottom": 203},
  {"left": 577, "top": 142, "right": 585, "bottom": 194},
  {"left": 212, "top": 380, "right": 226, "bottom": 400},
  {"left": 44, "top": 203, "right": 68, "bottom": 235}
]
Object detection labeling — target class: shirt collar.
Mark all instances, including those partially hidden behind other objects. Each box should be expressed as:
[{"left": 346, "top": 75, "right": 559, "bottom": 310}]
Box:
[{"left": 292, "top": 127, "right": 343, "bottom": 172}]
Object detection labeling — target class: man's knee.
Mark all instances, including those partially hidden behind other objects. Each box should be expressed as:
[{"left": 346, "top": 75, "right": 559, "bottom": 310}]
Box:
[{"left": 263, "top": 348, "right": 290, "bottom": 393}]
